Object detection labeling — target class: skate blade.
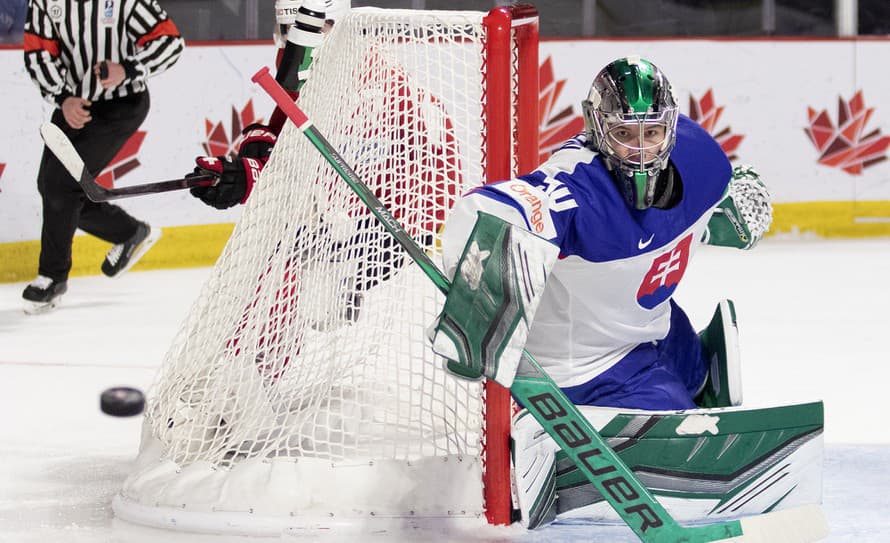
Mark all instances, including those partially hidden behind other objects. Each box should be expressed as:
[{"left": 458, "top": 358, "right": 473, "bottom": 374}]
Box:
[{"left": 23, "top": 297, "right": 61, "bottom": 315}]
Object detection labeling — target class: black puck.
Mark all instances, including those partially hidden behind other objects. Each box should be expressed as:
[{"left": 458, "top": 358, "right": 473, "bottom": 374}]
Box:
[{"left": 100, "top": 386, "right": 145, "bottom": 417}]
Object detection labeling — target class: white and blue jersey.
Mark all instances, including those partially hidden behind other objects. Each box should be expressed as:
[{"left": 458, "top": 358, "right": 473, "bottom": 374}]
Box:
[{"left": 441, "top": 115, "right": 731, "bottom": 406}]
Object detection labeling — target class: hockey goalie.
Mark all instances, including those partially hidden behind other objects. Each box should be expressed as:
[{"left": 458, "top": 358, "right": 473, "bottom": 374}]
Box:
[{"left": 430, "top": 55, "right": 824, "bottom": 529}]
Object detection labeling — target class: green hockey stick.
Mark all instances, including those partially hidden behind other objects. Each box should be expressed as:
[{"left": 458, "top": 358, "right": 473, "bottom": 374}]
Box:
[{"left": 252, "top": 66, "right": 827, "bottom": 543}]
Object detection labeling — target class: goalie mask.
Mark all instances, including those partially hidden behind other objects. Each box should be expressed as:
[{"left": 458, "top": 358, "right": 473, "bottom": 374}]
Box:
[{"left": 582, "top": 56, "right": 679, "bottom": 210}]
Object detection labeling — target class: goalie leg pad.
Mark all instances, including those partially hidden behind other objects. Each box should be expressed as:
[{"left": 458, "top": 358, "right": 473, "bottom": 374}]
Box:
[
  {"left": 551, "top": 402, "right": 823, "bottom": 524},
  {"left": 431, "top": 211, "right": 558, "bottom": 388},
  {"left": 511, "top": 409, "right": 559, "bottom": 530},
  {"left": 695, "top": 299, "right": 743, "bottom": 408}
]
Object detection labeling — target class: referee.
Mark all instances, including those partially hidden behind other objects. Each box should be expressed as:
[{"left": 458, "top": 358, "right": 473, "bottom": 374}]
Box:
[{"left": 22, "top": 0, "right": 184, "bottom": 314}]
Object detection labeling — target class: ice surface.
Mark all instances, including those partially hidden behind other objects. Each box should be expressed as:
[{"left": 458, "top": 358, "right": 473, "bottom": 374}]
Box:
[{"left": 1, "top": 240, "right": 888, "bottom": 542}]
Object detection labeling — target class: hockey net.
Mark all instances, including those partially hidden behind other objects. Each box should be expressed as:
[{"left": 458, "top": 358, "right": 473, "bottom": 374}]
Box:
[{"left": 113, "top": 6, "right": 539, "bottom": 535}]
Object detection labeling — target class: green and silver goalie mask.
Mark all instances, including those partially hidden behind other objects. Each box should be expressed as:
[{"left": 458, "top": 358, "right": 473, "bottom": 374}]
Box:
[{"left": 582, "top": 56, "right": 679, "bottom": 210}]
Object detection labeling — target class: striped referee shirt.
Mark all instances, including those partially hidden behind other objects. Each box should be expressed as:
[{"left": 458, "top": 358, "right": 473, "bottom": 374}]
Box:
[{"left": 23, "top": 0, "right": 184, "bottom": 106}]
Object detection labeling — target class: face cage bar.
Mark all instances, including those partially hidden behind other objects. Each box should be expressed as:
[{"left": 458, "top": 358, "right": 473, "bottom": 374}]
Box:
[{"left": 595, "top": 109, "right": 678, "bottom": 174}]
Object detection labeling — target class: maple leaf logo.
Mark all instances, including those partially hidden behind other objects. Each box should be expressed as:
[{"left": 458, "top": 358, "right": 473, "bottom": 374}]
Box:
[
  {"left": 203, "top": 99, "right": 265, "bottom": 158},
  {"left": 688, "top": 89, "right": 744, "bottom": 160},
  {"left": 96, "top": 131, "right": 146, "bottom": 188},
  {"left": 805, "top": 90, "right": 890, "bottom": 175},
  {"left": 538, "top": 56, "right": 585, "bottom": 163},
  {"left": 0, "top": 163, "right": 5, "bottom": 193}
]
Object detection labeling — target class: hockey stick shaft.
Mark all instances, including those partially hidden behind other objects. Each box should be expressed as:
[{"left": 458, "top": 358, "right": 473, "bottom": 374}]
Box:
[
  {"left": 253, "top": 66, "right": 826, "bottom": 543},
  {"left": 39, "top": 122, "right": 216, "bottom": 202}
]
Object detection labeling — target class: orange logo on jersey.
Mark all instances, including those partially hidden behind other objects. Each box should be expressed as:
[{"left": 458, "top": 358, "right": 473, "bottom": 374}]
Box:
[{"left": 509, "top": 182, "right": 546, "bottom": 233}]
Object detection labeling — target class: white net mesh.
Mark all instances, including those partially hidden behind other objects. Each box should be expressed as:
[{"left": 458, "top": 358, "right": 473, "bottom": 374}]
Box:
[{"left": 117, "top": 8, "right": 514, "bottom": 527}]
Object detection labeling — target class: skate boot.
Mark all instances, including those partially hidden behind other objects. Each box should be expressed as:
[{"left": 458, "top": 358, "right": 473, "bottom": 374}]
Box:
[
  {"left": 102, "top": 222, "right": 161, "bottom": 277},
  {"left": 22, "top": 275, "right": 68, "bottom": 315},
  {"left": 695, "top": 299, "right": 743, "bottom": 408}
]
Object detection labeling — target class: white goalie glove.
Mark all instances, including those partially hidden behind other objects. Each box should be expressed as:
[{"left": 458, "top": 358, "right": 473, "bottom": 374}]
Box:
[{"left": 704, "top": 165, "right": 773, "bottom": 250}]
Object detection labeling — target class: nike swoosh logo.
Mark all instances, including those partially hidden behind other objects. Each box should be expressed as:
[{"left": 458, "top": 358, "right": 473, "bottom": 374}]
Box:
[{"left": 638, "top": 234, "right": 655, "bottom": 250}]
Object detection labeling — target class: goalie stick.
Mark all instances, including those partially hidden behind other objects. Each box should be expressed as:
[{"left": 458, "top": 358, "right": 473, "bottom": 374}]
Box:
[
  {"left": 39, "top": 122, "right": 216, "bottom": 202},
  {"left": 252, "top": 66, "right": 828, "bottom": 543}
]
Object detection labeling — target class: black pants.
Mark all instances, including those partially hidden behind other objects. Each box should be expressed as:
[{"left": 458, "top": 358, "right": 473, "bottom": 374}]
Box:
[{"left": 37, "top": 92, "right": 150, "bottom": 282}]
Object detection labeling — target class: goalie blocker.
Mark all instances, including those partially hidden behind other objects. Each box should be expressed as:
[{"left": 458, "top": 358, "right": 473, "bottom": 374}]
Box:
[{"left": 431, "top": 211, "right": 559, "bottom": 388}]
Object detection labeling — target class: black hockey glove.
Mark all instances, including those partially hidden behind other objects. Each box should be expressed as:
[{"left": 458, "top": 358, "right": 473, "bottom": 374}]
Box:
[
  {"left": 189, "top": 156, "right": 262, "bottom": 210},
  {"left": 237, "top": 123, "right": 277, "bottom": 160},
  {"left": 189, "top": 124, "right": 277, "bottom": 210}
]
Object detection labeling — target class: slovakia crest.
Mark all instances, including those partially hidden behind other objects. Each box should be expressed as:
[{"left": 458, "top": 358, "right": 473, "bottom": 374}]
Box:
[{"left": 636, "top": 234, "right": 693, "bottom": 309}]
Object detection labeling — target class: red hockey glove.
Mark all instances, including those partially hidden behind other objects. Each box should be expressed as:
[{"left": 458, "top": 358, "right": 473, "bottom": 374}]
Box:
[
  {"left": 237, "top": 123, "right": 277, "bottom": 161},
  {"left": 189, "top": 156, "right": 263, "bottom": 210}
]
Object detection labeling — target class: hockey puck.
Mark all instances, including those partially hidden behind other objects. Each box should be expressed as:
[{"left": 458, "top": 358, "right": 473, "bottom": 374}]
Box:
[
  {"left": 98, "top": 61, "right": 108, "bottom": 79},
  {"left": 100, "top": 386, "right": 145, "bottom": 417}
]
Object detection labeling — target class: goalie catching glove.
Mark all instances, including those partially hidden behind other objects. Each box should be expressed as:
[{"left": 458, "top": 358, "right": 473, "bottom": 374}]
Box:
[
  {"left": 188, "top": 124, "right": 277, "bottom": 209},
  {"left": 430, "top": 212, "right": 558, "bottom": 388},
  {"left": 704, "top": 164, "right": 773, "bottom": 249}
]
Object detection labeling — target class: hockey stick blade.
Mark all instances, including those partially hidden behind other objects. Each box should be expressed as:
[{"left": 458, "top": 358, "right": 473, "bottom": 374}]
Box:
[
  {"left": 39, "top": 122, "right": 216, "bottom": 202},
  {"left": 252, "top": 66, "right": 828, "bottom": 543}
]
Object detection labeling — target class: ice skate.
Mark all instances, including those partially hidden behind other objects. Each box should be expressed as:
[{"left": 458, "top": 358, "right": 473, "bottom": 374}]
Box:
[
  {"left": 102, "top": 222, "right": 161, "bottom": 278},
  {"left": 22, "top": 275, "right": 68, "bottom": 315}
]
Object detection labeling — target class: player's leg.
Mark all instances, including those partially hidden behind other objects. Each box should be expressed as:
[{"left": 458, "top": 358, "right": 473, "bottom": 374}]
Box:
[
  {"left": 560, "top": 339, "right": 700, "bottom": 411},
  {"left": 73, "top": 92, "right": 159, "bottom": 277},
  {"left": 514, "top": 332, "right": 699, "bottom": 529},
  {"left": 694, "top": 299, "right": 742, "bottom": 408},
  {"left": 23, "top": 114, "right": 84, "bottom": 313},
  {"left": 513, "top": 359, "right": 696, "bottom": 530},
  {"left": 514, "top": 401, "right": 824, "bottom": 529},
  {"left": 511, "top": 409, "right": 559, "bottom": 529},
  {"left": 652, "top": 300, "right": 713, "bottom": 405}
]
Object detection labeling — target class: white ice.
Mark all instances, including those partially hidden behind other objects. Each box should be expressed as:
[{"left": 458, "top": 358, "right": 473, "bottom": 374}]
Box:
[{"left": 1, "top": 238, "right": 888, "bottom": 542}]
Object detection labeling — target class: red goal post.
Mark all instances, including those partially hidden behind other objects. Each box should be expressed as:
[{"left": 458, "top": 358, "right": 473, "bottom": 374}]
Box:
[{"left": 480, "top": 4, "right": 540, "bottom": 526}]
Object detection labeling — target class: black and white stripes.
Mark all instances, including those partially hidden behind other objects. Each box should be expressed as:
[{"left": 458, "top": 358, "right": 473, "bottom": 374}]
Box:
[{"left": 24, "top": 0, "right": 183, "bottom": 105}]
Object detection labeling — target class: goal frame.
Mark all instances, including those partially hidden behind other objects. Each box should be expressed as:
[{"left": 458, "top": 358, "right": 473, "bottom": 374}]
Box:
[{"left": 113, "top": 4, "right": 540, "bottom": 533}]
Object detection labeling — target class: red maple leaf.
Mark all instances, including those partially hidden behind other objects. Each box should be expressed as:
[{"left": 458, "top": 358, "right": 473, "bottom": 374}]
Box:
[
  {"left": 689, "top": 89, "right": 745, "bottom": 161},
  {"left": 0, "top": 163, "right": 5, "bottom": 193},
  {"left": 95, "top": 131, "right": 147, "bottom": 188},
  {"left": 804, "top": 90, "right": 890, "bottom": 175},
  {"left": 538, "top": 56, "right": 585, "bottom": 163},
  {"left": 203, "top": 99, "right": 265, "bottom": 158}
]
